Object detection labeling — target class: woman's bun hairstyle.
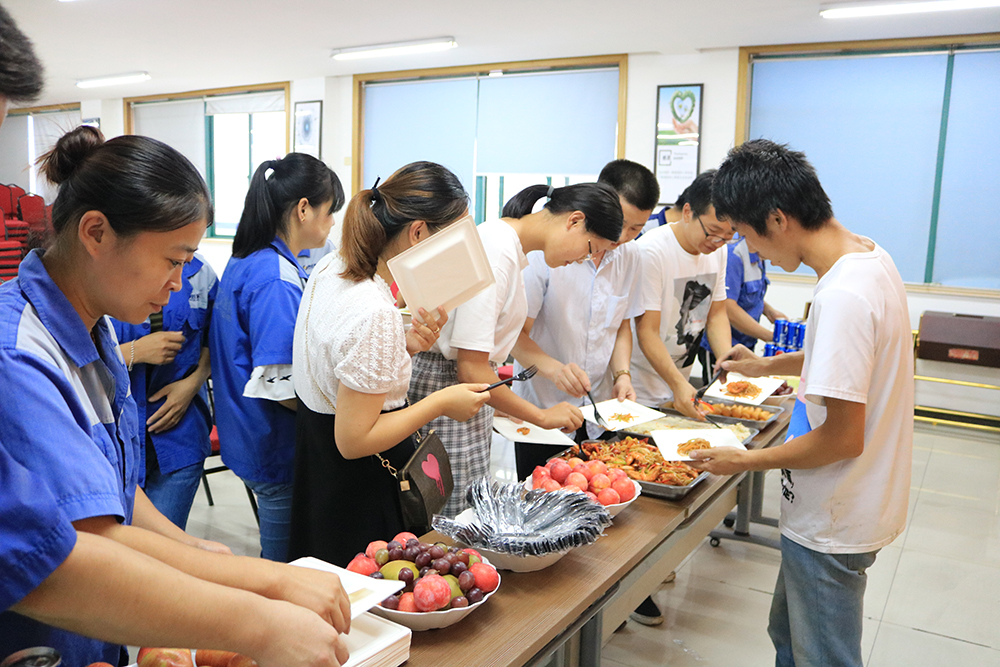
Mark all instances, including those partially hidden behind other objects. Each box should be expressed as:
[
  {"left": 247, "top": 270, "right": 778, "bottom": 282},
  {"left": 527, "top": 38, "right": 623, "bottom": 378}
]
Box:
[{"left": 38, "top": 125, "right": 104, "bottom": 186}]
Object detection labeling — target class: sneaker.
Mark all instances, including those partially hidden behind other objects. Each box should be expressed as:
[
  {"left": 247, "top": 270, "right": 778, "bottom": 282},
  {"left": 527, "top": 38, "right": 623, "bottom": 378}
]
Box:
[{"left": 629, "top": 596, "right": 664, "bottom": 626}]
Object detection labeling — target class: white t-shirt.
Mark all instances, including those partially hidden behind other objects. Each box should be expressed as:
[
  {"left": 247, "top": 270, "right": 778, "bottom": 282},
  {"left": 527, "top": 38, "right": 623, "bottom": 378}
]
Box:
[
  {"left": 514, "top": 243, "right": 643, "bottom": 413},
  {"left": 432, "top": 218, "right": 528, "bottom": 364},
  {"left": 630, "top": 224, "right": 727, "bottom": 406},
  {"left": 780, "top": 241, "right": 914, "bottom": 554},
  {"left": 292, "top": 253, "right": 411, "bottom": 413}
]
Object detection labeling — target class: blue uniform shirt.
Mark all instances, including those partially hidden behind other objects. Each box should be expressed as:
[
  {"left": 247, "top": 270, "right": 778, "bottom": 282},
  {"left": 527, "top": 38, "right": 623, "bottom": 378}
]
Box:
[
  {"left": 112, "top": 255, "right": 218, "bottom": 479},
  {"left": 0, "top": 440, "right": 77, "bottom": 612},
  {"left": 0, "top": 250, "right": 140, "bottom": 666},
  {"left": 210, "top": 237, "right": 306, "bottom": 484},
  {"left": 701, "top": 237, "right": 770, "bottom": 351}
]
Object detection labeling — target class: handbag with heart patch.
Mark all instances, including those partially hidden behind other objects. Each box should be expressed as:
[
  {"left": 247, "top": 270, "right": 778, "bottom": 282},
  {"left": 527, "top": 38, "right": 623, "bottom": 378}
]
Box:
[{"left": 377, "top": 429, "right": 453, "bottom": 532}]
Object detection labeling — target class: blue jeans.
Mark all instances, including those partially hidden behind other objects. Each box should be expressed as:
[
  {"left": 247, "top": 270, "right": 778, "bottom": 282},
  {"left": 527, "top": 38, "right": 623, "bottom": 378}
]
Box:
[
  {"left": 144, "top": 461, "right": 204, "bottom": 531},
  {"left": 244, "top": 479, "right": 294, "bottom": 562},
  {"left": 769, "top": 535, "right": 879, "bottom": 667}
]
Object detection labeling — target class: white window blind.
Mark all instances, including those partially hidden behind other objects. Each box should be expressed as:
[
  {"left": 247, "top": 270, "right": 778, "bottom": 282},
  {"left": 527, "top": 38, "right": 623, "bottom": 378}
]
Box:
[
  {"left": 133, "top": 99, "right": 207, "bottom": 179},
  {"left": 30, "top": 109, "right": 83, "bottom": 201},
  {"left": 0, "top": 115, "right": 30, "bottom": 193}
]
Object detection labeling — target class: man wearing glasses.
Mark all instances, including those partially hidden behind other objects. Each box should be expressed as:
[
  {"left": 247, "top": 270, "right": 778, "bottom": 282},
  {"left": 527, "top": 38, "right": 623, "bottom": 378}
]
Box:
[{"left": 630, "top": 169, "right": 734, "bottom": 422}]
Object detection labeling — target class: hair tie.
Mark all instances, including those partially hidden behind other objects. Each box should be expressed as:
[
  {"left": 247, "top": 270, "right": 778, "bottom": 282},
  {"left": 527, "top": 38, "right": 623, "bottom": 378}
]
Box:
[
  {"left": 265, "top": 159, "right": 279, "bottom": 179},
  {"left": 546, "top": 185, "right": 554, "bottom": 199},
  {"left": 370, "top": 176, "right": 382, "bottom": 204}
]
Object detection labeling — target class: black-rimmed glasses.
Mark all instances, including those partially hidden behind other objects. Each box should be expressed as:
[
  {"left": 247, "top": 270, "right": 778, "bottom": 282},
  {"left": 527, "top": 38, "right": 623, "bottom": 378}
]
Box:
[{"left": 697, "top": 215, "right": 737, "bottom": 246}]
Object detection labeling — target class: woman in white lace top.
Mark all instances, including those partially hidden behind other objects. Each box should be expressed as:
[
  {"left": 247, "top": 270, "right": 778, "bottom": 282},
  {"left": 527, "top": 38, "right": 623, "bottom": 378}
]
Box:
[{"left": 288, "top": 162, "right": 490, "bottom": 566}]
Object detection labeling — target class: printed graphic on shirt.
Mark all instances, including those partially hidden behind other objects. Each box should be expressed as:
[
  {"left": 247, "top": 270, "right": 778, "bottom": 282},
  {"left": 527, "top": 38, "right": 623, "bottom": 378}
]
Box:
[
  {"left": 781, "top": 396, "right": 813, "bottom": 505},
  {"left": 673, "top": 273, "right": 715, "bottom": 363}
]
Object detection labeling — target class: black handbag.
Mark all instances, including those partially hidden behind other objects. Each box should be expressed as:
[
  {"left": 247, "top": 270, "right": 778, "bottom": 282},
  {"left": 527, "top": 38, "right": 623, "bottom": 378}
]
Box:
[{"left": 378, "top": 429, "right": 454, "bottom": 532}]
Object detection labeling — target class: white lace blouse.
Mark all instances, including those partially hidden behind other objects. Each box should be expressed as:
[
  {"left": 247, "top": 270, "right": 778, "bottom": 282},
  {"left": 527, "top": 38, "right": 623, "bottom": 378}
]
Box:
[{"left": 292, "top": 253, "right": 411, "bottom": 414}]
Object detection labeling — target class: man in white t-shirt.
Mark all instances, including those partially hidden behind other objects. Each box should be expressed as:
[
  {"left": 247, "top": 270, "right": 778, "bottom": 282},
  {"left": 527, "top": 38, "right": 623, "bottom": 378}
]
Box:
[
  {"left": 630, "top": 170, "right": 735, "bottom": 421},
  {"left": 689, "top": 139, "right": 914, "bottom": 667}
]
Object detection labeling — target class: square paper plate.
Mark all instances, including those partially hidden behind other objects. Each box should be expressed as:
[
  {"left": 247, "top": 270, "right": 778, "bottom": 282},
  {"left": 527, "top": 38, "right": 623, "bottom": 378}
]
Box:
[
  {"left": 651, "top": 428, "right": 747, "bottom": 461},
  {"left": 493, "top": 416, "right": 576, "bottom": 447},
  {"left": 579, "top": 399, "right": 666, "bottom": 431},
  {"left": 702, "top": 372, "right": 786, "bottom": 406},
  {"left": 386, "top": 215, "right": 494, "bottom": 318},
  {"left": 290, "top": 556, "right": 403, "bottom": 619},
  {"left": 342, "top": 612, "right": 411, "bottom": 667}
]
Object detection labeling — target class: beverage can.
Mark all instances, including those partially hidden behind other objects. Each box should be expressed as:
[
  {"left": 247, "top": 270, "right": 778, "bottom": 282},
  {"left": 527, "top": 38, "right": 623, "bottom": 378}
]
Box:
[
  {"left": 773, "top": 319, "right": 789, "bottom": 346},
  {"left": 794, "top": 321, "right": 806, "bottom": 349},
  {"left": 764, "top": 343, "right": 776, "bottom": 357}
]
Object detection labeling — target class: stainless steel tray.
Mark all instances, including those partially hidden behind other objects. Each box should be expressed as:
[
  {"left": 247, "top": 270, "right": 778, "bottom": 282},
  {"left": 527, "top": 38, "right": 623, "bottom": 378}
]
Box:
[{"left": 658, "top": 399, "right": 785, "bottom": 429}]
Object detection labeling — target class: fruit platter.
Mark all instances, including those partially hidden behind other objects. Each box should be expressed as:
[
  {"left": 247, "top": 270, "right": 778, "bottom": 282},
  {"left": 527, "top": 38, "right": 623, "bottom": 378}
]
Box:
[
  {"left": 346, "top": 531, "right": 501, "bottom": 631},
  {"left": 434, "top": 479, "right": 612, "bottom": 572},
  {"left": 524, "top": 456, "right": 641, "bottom": 517}
]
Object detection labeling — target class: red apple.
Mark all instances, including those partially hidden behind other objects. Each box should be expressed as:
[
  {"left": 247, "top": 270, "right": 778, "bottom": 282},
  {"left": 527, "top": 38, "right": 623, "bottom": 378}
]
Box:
[
  {"left": 566, "top": 471, "right": 589, "bottom": 489},
  {"left": 397, "top": 592, "right": 418, "bottom": 612},
  {"left": 573, "top": 464, "right": 594, "bottom": 482},
  {"left": 589, "top": 473, "right": 611, "bottom": 493},
  {"left": 138, "top": 649, "right": 195, "bottom": 667},
  {"left": 346, "top": 554, "right": 379, "bottom": 576},
  {"left": 393, "top": 531, "right": 419, "bottom": 544},
  {"left": 585, "top": 491, "right": 599, "bottom": 503},
  {"left": 566, "top": 457, "right": 585, "bottom": 469},
  {"left": 549, "top": 459, "right": 572, "bottom": 484},
  {"left": 195, "top": 650, "right": 239, "bottom": 667},
  {"left": 542, "top": 478, "right": 562, "bottom": 493},
  {"left": 586, "top": 460, "right": 608, "bottom": 476},
  {"left": 597, "top": 488, "right": 621, "bottom": 506},
  {"left": 612, "top": 478, "right": 636, "bottom": 502},
  {"left": 413, "top": 574, "right": 452, "bottom": 611},
  {"left": 607, "top": 468, "right": 628, "bottom": 484},
  {"left": 469, "top": 562, "right": 500, "bottom": 593}
]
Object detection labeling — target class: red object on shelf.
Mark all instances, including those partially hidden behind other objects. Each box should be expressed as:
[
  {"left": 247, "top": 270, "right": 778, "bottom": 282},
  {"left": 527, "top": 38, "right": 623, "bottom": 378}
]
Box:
[{"left": 498, "top": 364, "right": 514, "bottom": 381}]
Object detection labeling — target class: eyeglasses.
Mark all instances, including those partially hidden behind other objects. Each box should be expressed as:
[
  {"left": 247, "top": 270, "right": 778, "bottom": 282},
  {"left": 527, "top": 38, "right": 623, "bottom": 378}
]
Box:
[
  {"left": 582, "top": 240, "right": 594, "bottom": 262},
  {"left": 696, "top": 215, "right": 738, "bottom": 246}
]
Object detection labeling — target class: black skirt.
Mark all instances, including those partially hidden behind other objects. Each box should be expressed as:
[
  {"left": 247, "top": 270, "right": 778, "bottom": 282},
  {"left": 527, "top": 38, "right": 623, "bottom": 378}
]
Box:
[{"left": 287, "top": 398, "right": 416, "bottom": 567}]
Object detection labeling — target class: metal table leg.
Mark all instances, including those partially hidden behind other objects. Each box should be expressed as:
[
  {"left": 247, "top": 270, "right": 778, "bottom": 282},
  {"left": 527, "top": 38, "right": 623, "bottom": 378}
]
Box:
[{"left": 709, "top": 471, "right": 780, "bottom": 550}]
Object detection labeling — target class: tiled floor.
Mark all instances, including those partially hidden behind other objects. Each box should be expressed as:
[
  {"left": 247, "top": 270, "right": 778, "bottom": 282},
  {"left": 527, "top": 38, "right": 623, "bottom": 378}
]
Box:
[{"left": 186, "top": 422, "right": 1000, "bottom": 666}]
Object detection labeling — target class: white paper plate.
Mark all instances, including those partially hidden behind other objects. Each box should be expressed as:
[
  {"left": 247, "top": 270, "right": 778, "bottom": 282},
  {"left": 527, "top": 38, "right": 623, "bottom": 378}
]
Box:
[
  {"left": 650, "top": 428, "right": 747, "bottom": 461},
  {"left": 579, "top": 399, "right": 666, "bottom": 431},
  {"left": 342, "top": 612, "right": 411, "bottom": 667},
  {"left": 386, "top": 215, "right": 494, "bottom": 317},
  {"left": 493, "top": 416, "right": 576, "bottom": 446},
  {"left": 289, "top": 556, "right": 404, "bottom": 619},
  {"left": 702, "top": 372, "right": 786, "bottom": 405}
]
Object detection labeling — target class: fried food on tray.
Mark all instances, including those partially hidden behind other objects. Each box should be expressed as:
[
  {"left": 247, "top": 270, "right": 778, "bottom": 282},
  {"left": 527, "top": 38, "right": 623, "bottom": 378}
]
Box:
[
  {"left": 609, "top": 412, "right": 637, "bottom": 423},
  {"left": 516, "top": 427, "right": 531, "bottom": 435},
  {"left": 627, "top": 416, "right": 752, "bottom": 443},
  {"left": 706, "top": 403, "right": 771, "bottom": 421},
  {"left": 723, "top": 380, "right": 762, "bottom": 400},
  {"left": 560, "top": 437, "right": 701, "bottom": 486},
  {"left": 677, "top": 438, "right": 711, "bottom": 456}
]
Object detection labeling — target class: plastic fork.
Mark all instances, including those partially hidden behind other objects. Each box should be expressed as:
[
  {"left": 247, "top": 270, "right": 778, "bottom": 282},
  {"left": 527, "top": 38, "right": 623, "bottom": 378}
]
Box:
[{"left": 587, "top": 390, "right": 612, "bottom": 431}]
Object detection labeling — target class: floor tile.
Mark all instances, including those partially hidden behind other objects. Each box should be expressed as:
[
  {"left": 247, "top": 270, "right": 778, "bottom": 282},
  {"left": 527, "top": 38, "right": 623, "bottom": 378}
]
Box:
[
  {"left": 684, "top": 535, "right": 781, "bottom": 594},
  {"left": 603, "top": 576, "right": 775, "bottom": 666},
  {"left": 916, "top": 448, "right": 1000, "bottom": 513},
  {"left": 901, "top": 492, "right": 1000, "bottom": 568},
  {"left": 881, "top": 550, "right": 1000, "bottom": 649},
  {"left": 867, "top": 621, "right": 1000, "bottom": 667},
  {"left": 863, "top": 545, "right": 902, "bottom": 622},
  {"left": 188, "top": 468, "right": 261, "bottom": 557}
]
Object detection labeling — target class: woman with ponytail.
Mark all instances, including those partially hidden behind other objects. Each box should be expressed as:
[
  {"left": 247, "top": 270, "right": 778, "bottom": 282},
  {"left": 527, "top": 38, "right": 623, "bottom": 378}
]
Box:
[
  {"left": 0, "top": 127, "right": 352, "bottom": 665},
  {"left": 288, "top": 161, "right": 489, "bottom": 566},
  {"left": 210, "top": 153, "right": 345, "bottom": 562},
  {"left": 409, "top": 181, "right": 625, "bottom": 517}
]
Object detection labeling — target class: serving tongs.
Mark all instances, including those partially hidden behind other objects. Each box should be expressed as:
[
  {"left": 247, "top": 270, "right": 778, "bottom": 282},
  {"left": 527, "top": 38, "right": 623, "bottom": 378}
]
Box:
[
  {"left": 485, "top": 364, "right": 538, "bottom": 391},
  {"left": 694, "top": 368, "right": 724, "bottom": 429}
]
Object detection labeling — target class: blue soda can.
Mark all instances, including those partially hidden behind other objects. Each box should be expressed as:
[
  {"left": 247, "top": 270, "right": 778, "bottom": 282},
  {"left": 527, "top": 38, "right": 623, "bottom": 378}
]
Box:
[
  {"left": 764, "top": 343, "right": 776, "bottom": 357},
  {"left": 794, "top": 322, "right": 806, "bottom": 349},
  {"left": 787, "top": 322, "right": 801, "bottom": 350},
  {"left": 781, "top": 345, "right": 797, "bottom": 354},
  {"left": 773, "top": 319, "right": 789, "bottom": 346}
]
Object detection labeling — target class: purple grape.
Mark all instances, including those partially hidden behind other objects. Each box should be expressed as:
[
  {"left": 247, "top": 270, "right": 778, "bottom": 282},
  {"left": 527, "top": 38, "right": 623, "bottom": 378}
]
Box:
[
  {"left": 444, "top": 552, "right": 460, "bottom": 565},
  {"left": 386, "top": 540, "right": 402, "bottom": 551},
  {"left": 432, "top": 558, "right": 451, "bottom": 575},
  {"left": 450, "top": 561, "right": 468, "bottom": 577},
  {"left": 451, "top": 596, "right": 469, "bottom": 608},
  {"left": 405, "top": 538, "right": 420, "bottom": 549},
  {"left": 381, "top": 595, "right": 400, "bottom": 610},
  {"left": 419, "top": 566, "right": 432, "bottom": 578},
  {"left": 467, "top": 587, "right": 484, "bottom": 604},
  {"left": 398, "top": 568, "right": 415, "bottom": 584},
  {"left": 428, "top": 545, "right": 446, "bottom": 560},
  {"left": 456, "top": 551, "right": 471, "bottom": 565},
  {"left": 448, "top": 546, "right": 459, "bottom": 554},
  {"left": 415, "top": 551, "right": 433, "bottom": 568},
  {"left": 458, "top": 570, "right": 476, "bottom": 592},
  {"left": 388, "top": 547, "right": 404, "bottom": 561},
  {"left": 404, "top": 545, "right": 420, "bottom": 561},
  {"left": 369, "top": 571, "right": 384, "bottom": 579}
]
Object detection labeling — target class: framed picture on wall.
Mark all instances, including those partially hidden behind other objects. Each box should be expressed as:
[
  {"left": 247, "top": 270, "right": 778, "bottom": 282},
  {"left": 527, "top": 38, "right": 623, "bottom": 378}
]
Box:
[
  {"left": 653, "top": 84, "right": 702, "bottom": 205},
  {"left": 294, "top": 100, "right": 322, "bottom": 158}
]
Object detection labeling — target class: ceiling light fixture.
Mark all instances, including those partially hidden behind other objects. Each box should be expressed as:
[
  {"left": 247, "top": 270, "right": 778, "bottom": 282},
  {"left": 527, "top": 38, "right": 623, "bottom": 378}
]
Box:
[
  {"left": 821, "top": 0, "right": 1000, "bottom": 18},
  {"left": 330, "top": 37, "right": 457, "bottom": 61},
  {"left": 76, "top": 72, "right": 151, "bottom": 89}
]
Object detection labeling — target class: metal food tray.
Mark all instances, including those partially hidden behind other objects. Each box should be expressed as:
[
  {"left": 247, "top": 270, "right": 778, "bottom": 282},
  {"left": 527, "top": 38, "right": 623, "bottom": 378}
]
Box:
[{"left": 672, "top": 398, "right": 785, "bottom": 429}]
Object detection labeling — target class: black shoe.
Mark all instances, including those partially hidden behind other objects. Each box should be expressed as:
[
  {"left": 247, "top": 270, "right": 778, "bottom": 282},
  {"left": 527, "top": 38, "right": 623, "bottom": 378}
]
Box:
[{"left": 629, "top": 596, "right": 664, "bottom": 626}]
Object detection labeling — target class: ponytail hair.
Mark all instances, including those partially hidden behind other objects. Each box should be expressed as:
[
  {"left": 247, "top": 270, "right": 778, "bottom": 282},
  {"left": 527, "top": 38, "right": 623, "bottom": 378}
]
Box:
[
  {"left": 501, "top": 182, "right": 623, "bottom": 242},
  {"left": 232, "top": 152, "right": 345, "bottom": 258},
  {"left": 340, "top": 161, "right": 468, "bottom": 282},
  {"left": 39, "top": 125, "right": 213, "bottom": 241}
]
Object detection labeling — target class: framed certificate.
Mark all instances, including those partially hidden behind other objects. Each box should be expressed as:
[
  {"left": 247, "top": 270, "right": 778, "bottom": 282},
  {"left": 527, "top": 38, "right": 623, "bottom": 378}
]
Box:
[{"left": 653, "top": 84, "right": 703, "bottom": 205}]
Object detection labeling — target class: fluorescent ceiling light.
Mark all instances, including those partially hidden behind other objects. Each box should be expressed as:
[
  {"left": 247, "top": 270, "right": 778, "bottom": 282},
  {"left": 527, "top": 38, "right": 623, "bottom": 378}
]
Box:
[
  {"left": 821, "top": 0, "right": 1000, "bottom": 18},
  {"left": 331, "top": 37, "right": 457, "bottom": 61},
  {"left": 76, "top": 72, "right": 151, "bottom": 89}
]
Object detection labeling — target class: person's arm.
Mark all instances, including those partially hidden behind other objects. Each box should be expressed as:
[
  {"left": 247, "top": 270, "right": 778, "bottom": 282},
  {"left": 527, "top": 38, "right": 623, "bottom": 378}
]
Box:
[
  {"left": 147, "top": 347, "right": 211, "bottom": 434},
  {"left": 71, "top": 516, "right": 351, "bottom": 635},
  {"left": 762, "top": 301, "right": 787, "bottom": 324},
  {"left": 634, "top": 310, "right": 703, "bottom": 420},
  {"left": 510, "top": 322, "right": 590, "bottom": 398},
  {"left": 704, "top": 299, "right": 734, "bottom": 362},
  {"left": 688, "top": 396, "right": 865, "bottom": 475},
  {"left": 332, "top": 383, "right": 490, "bottom": 460},
  {"left": 131, "top": 486, "right": 231, "bottom": 554},
  {"left": 725, "top": 299, "right": 774, "bottom": 342},
  {"left": 12, "top": 532, "right": 350, "bottom": 667},
  {"left": 456, "top": 348, "right": 583, "bottom": 432},
  {"left": 609, "top": 319, "right": 635, "bottom": 401},
  {"left": 714, "top": 344, "right": 804, "bottom": 380}
]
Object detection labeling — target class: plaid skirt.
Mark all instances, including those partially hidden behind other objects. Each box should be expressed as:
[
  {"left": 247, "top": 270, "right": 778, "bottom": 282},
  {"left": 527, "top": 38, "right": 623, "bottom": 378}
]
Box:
[{"left": 409, "top": 352, "right": 495, "bottom": 518}]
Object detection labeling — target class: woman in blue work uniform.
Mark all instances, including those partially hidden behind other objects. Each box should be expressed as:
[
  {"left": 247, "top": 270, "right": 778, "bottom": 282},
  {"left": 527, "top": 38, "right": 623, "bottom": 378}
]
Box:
[
  {"left": 210, "top": 153, "right": 345, "bottom": 562},
  {"left": 0, "top": 127, "right": 352, "bottom": 665},
  {"left": 112, "top": 255, "right": 218, "bottom": 529}
]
